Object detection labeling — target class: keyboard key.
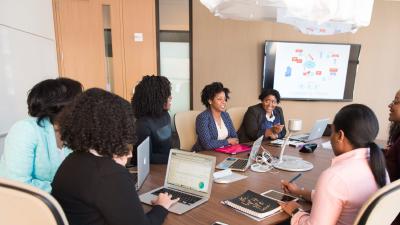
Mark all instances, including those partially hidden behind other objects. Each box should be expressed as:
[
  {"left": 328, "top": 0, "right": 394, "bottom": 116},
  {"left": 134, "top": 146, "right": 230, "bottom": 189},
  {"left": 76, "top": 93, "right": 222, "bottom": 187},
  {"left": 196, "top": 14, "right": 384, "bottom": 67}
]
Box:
[{"left": 229, "top": 159, "right": 248, "bottom": 169}]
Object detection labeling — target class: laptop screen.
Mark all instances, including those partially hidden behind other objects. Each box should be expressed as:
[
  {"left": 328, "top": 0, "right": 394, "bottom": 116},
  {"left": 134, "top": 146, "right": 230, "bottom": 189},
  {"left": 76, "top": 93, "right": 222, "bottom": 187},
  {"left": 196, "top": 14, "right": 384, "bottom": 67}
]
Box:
[{"left": 166, "top": 152, "right": 213, "bottom": 194}]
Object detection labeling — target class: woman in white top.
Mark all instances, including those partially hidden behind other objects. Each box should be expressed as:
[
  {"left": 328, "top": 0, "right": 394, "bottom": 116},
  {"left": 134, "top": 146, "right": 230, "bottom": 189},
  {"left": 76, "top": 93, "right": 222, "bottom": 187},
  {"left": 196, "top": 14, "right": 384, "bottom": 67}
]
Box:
[{"left": 192, "top": 82, "right": 238, "bottom": 151}]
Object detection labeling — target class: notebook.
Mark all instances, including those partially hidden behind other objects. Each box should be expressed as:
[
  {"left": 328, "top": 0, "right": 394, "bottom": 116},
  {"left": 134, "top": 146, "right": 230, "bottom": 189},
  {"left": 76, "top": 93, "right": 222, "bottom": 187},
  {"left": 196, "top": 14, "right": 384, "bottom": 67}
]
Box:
[
  {"left": 215, "top": 144, "right": 251, "bottom": 154},
  {"left": 128, "top": 137, "right": 150, "bottom": 191},
  {"left": 139, "top": 149, "right": 216, "bottom": 214},
  {"left": 222, "top": 190, "right": 281, "bottom": 219},
  {"left": 290, "top": 118, "right": 329, "bottom": 142},
  {"left": 216, "top": 135, "right": 263, "bottom": 172}
]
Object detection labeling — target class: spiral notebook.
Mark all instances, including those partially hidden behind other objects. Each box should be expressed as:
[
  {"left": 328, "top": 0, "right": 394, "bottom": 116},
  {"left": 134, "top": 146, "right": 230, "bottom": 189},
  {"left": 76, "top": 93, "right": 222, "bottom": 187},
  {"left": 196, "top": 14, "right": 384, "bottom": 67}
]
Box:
[{"left": 222, "top": 190, "right": 281, "bottom": 219}]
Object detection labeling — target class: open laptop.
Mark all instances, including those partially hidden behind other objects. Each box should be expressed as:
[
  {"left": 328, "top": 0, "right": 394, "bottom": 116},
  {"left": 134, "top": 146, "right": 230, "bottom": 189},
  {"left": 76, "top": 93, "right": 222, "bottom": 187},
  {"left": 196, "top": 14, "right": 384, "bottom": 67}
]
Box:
[
  {"left": 290, "top": 118, "right": 329, "bottom": 142},
  {"left": 128, "top": 137, "right": 150, "bottom": 191},
  {"left": 215, "top": 135, "right": 263, "bottom": 171},
  {"left": 140, "top": 149, "right": 216, "bottom": 214}
]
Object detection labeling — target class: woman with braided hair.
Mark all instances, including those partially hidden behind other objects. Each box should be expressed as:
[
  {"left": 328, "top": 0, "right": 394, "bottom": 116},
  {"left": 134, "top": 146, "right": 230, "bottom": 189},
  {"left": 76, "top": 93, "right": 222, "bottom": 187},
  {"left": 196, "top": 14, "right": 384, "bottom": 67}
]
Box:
[{"left": 131, "top": 75, "right": 173, "bottom": 164}]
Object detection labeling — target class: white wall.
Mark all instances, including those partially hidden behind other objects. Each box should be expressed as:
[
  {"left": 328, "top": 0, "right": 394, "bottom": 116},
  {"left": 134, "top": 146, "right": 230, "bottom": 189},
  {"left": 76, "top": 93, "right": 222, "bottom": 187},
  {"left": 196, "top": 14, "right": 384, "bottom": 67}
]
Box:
[{"left": 0, "top": 0, "right": 58, "bottom": 156}]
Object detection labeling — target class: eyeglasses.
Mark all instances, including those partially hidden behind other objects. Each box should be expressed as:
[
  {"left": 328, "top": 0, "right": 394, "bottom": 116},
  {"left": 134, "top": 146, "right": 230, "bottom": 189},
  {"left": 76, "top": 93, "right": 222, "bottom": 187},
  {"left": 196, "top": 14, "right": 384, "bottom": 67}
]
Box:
[{"left": 390, "top": 99, "right": 400, "bottom": 105}]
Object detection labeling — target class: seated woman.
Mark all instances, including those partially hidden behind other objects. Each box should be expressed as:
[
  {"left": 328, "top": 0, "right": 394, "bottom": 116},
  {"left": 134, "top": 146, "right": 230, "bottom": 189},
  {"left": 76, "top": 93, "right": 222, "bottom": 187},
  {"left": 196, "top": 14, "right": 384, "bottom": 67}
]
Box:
[
  {"left": 51, "top": 88, "right": 178, "bottom": 225},
  {"left": 131, "top": 75, "right": 172, "bottom": 164},
  {"left": 192, "top": 82, "right": 238, "bottom": 151},
  {"left": 238, "top": 89, "right": 286, "bottom": 143},
  {"left": 0, "top": 78, "right": 82, "bottom": 192},
  {"left": 279, "top": 104, "right": 388, "bottom": 225},
  {"left": 385, "top": 89, "right": 400, "bottom": 182},
  {"left": 384, "top": 90, "right": 400, "bottom": 225}
]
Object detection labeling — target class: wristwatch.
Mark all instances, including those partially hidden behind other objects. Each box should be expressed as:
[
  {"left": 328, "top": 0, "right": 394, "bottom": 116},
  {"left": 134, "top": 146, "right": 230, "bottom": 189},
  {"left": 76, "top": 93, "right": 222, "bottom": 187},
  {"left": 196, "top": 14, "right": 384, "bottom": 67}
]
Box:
[{"left": 291, "top": 208, "right": 301, "bottom": 217}]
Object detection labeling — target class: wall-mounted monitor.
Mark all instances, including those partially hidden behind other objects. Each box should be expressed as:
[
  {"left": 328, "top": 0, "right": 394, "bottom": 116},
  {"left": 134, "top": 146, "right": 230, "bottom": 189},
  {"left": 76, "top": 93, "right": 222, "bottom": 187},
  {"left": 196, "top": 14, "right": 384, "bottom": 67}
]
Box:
[{"left": 262, "top": 41, "right": 361, "bottom": 101}]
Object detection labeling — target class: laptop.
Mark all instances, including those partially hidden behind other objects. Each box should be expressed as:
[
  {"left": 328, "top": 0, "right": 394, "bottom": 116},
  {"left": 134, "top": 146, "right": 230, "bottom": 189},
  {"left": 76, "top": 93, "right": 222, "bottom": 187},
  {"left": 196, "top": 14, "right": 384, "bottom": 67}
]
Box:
[
  {"left": 290, "top": 118, "right": 329, "bottom": 142},
  {"left": 139, "top": 149, "right": 216, "bottom": 214},
  {"left": 215, "top": 135, "right": 263, "bottom": 171},
  {"left": 128, "top": 137, "right": 150, "bottom": 191}
]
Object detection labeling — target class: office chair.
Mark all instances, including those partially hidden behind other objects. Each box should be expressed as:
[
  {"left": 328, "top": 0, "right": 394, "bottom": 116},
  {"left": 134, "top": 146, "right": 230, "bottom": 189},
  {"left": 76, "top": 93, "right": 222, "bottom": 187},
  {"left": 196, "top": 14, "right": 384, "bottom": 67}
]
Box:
[
  {"left": 0, "top": 177, "right": 69, "bottom": 225},
  {"left": 226, "top": 107, "right": 247, "bottom": 132},
  {"left": 174, "top": 110, "right": 201, "bottom": 151},
  {"left": 353, "top": 179, "right": 400, "bottom": 225}
]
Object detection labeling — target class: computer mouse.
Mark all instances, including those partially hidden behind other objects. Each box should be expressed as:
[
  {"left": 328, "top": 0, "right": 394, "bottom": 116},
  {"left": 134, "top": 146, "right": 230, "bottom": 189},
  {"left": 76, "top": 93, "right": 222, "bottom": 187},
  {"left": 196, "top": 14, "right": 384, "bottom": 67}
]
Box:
[{"left": 299, "top": 143, "right": 317, "bottom": 153}]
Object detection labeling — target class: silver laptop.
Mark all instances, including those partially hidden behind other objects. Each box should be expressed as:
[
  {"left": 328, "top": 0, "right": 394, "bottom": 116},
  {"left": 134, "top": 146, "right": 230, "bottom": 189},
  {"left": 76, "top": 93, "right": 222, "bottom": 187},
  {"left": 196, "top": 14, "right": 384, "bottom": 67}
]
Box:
[
  {"left": 129, "top": 137, "right": 150, "bottom": 191},
  {"left": 139, "top": 149, "right": 216, "bottom": 214},
  {"left": 290, "top": 118, "right": 329, "bottom": 142},
  {"left": 216, "top": 135, "right": 263, "bottom": 171}
]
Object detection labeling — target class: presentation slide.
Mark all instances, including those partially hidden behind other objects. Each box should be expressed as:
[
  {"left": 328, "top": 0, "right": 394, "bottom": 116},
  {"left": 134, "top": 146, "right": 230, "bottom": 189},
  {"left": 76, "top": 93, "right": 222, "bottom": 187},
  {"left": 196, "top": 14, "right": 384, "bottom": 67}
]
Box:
[
  {"left": 167, "top": 153, "right": 213, "bottom": 193},
  {"left": 273, "top": 42, "right": 351, "bottom": 99}
]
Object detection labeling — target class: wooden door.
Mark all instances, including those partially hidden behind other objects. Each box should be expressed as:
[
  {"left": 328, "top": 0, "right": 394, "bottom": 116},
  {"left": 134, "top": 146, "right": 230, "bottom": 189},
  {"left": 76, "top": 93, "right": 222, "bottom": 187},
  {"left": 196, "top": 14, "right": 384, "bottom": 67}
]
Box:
[{"left": 53, "top": 0, "right": 126, "bottom": 97}]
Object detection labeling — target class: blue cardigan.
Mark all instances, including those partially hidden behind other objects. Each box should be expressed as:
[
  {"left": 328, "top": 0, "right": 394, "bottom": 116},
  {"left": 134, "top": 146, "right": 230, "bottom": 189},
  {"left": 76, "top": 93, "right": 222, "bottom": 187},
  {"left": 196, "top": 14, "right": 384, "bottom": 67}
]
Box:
[
  {"left": 192, "top": 110, "right": 238, "bottom": 151},
  {"left": 0, "top": 117, "right": 71, "bottom": 192}
]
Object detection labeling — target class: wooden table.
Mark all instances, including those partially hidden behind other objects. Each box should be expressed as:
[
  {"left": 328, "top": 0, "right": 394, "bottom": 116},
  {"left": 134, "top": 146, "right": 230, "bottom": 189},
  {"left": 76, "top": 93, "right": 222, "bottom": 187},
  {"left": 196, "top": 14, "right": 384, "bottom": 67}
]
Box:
[{"left": 139, "top": 138, "right": 334, "bottom": 225}]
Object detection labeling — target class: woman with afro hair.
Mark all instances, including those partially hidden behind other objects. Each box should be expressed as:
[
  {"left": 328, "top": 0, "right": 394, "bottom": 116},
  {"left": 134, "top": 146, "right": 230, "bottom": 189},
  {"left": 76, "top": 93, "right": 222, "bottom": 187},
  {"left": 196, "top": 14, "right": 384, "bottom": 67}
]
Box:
[
  {"left": 52, "top": 88, "right": 178, "bottom": 225},
  {"left": 131, "top": 75, "right": 173, "bottom": 164},
  {"left": 192, "top": 82, "right": 238, "bottom": 151}
]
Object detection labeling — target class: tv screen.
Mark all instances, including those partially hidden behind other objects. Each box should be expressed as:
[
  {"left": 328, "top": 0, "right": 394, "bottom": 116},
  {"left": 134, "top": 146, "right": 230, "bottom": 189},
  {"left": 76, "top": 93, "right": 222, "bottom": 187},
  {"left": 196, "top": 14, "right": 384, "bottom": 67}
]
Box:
[{"left": 262, "top": 41, "right": 361, "bottom": 101}]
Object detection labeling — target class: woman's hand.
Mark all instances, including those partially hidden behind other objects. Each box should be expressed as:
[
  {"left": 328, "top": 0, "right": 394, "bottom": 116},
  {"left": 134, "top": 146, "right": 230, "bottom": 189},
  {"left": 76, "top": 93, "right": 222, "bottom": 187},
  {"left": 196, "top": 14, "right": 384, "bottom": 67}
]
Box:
[
  {"left": 278, "top": 201, "right": 301, "bottom": 216},
  {"left": 151, "top": 192, "right": 180, "bottom": 209},
  {"left": 227, "top": 138, "right": 239, "bottom": 145},
  {"left": 281, "top": 180, "right": 301, "bottom": 196},
  {"left": 272, "top": 124, "right": 284, "bottom": 134}
]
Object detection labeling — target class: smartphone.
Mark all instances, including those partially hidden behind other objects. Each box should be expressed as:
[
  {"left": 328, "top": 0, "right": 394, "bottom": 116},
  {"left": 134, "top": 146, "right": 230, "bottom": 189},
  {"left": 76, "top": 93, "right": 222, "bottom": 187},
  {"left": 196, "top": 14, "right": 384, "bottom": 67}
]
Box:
[
  {"left": 261, "top": 190, "right": 298, "bottom": 202},
  {"left": 212, "top": 222, "right": 229, "bottom": 225}
]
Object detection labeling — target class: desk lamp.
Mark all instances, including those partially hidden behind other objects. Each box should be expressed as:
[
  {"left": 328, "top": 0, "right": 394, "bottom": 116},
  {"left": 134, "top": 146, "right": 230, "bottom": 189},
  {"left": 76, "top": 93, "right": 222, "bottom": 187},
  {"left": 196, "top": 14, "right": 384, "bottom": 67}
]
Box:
[{"left": 273, "top": 119, "right": 314, "bottom": 172}]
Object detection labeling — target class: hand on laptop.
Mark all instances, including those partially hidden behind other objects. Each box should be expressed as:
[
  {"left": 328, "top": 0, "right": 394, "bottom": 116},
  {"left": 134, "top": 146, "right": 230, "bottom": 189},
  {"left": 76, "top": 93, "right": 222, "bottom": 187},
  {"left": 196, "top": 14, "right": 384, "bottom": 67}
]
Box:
[
  {"left": 227, "top": 138, "right": 239, "bottom": 145},
  {"left": 151, "top": 192, "right": 180, "bottom": 209}
]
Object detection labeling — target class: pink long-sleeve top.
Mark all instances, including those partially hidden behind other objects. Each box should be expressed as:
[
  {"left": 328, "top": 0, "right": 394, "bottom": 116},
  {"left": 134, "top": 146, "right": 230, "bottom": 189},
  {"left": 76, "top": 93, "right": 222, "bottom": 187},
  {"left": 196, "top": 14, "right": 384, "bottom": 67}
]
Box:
[{"left": 291, "top": 148, "right": 387, "bottom": 225}]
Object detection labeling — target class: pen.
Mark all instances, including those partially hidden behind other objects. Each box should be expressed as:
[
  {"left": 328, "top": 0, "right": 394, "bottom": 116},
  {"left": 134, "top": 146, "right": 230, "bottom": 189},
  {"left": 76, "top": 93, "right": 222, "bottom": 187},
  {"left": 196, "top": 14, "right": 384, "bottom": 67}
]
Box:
[{"left": 288, "top": 173, "right": 302, "bottom": 183}]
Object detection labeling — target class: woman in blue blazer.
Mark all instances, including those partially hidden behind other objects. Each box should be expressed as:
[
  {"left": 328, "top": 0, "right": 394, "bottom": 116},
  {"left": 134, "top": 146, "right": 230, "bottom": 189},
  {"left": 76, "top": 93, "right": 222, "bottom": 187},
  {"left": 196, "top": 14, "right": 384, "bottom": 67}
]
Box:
[
  {"left": 0, "top": 78, "right": 82, "bottom": 192},
  {"left": 192, "top": 82, "right": 238, "bottom": 151}
]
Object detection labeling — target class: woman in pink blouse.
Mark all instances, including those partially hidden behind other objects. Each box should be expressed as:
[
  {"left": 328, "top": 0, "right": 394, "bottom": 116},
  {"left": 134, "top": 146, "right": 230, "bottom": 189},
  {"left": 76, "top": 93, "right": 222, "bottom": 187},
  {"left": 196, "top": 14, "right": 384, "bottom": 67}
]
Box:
[{"left": 279, "top": 104, "right": 388, "bottom": 225}]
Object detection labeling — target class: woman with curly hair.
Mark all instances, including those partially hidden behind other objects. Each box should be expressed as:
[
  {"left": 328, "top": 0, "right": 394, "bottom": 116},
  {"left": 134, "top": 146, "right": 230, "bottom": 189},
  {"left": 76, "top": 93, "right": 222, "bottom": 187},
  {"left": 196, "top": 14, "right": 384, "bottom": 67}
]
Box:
[
  {"left": 0, "top": 78, "right": 82, "bottom": 192},
  {"left": 385, "top": 90, "right": 400, "bottom": 225},
  {"left": 131, "top": 75, "right": 172, "bottom": 164},
  {"left": 385, "top": 89, "right": 400, "bottom": 182},
  {"left": 192, "top": 82, "right": 238, "bottom": 151},
  {"left": 238, "top": 88, "right": 286, "bottom": 142},
  {"left": 52, "top": 88, "right": 178, "bottom": 225}
]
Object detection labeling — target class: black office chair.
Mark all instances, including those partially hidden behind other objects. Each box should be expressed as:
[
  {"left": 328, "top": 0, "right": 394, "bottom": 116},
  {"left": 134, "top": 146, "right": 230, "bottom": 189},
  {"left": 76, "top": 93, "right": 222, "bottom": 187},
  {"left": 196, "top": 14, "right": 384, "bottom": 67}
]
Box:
[
  {"left": 0, "top": 177, "right": 69, "bottom": 225},
  {"left": 353, "top": 179, "right": 400, "bottom": 225}
]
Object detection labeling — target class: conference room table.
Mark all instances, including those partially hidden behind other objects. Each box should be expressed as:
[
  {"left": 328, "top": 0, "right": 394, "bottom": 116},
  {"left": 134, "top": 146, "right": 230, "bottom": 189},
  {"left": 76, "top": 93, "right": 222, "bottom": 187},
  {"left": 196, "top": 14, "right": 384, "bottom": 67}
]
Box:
[{"left": 139, "top": 138, "right": 334, "bottom": 225}]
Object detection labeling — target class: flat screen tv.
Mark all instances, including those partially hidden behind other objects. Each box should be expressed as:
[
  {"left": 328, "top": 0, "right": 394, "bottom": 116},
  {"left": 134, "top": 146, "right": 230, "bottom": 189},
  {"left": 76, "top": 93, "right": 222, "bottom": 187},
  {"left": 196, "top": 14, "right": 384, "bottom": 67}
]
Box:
[{"left": 262, "top": 41, "right": 361, "bottom": 101}]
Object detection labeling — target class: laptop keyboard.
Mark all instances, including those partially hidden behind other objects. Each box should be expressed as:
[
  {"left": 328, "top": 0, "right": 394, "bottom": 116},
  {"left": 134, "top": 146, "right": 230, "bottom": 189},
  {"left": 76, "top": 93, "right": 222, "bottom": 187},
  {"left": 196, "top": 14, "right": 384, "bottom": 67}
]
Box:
[
  {"left": 229, "top": 159, "right": 248, "bottom": 169},
  {"left": 291, "top": 135, "right": 309, "bottom": 141},
  {"left": 152, "top": 188, "right": 202, "bottom": 205}
]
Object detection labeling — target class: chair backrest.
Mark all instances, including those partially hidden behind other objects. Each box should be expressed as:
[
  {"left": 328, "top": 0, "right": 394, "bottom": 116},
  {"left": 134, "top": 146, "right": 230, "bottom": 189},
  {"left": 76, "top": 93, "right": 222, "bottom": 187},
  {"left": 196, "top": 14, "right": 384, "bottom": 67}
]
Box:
[
  {"left": 353, "top": 179, "right": 400, "bottom": 225},
  {"left": 226, "top": 107, "right": 247, "bottom": 132},
  {"left": 174, "top": 110, "right": 201, "bottom": 151},
  {"left": 0, "top": 178, "right": 69, "bottom": 225}
]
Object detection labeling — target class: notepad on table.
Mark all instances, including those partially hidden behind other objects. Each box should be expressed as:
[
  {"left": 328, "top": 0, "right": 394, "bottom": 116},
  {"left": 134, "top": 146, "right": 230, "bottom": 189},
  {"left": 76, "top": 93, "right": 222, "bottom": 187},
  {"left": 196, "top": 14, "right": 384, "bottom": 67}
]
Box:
[{"left": 222, "top": 190, "right": 281, "bottom": 219}]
